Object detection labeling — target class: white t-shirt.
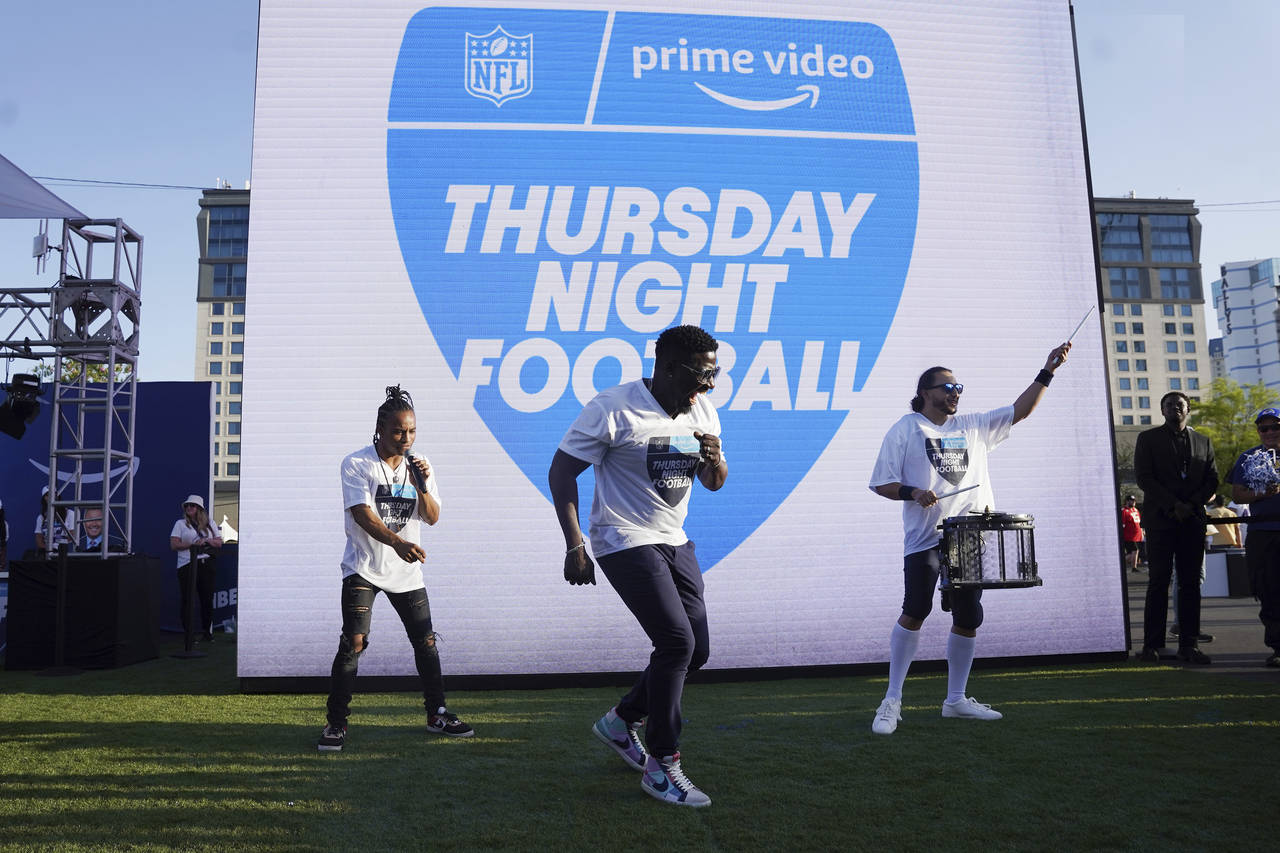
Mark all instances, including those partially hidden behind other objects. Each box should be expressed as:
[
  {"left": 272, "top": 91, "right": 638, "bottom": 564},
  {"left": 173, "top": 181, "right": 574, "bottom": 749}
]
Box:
[
  {"left": 340, "top": 444, "right": 442, "bottom": 593},
  {"left": 170, "top": 518, "right": 219, "bottom": 568},
  {"left": 869, "top": 406, "right": 1014, "bottom": 556},
  {"left": 35, "top": 508, "right": 77, "bottom": 550},
  {"left": 559, "top": 379, "right": 723, "bottom": 558}
]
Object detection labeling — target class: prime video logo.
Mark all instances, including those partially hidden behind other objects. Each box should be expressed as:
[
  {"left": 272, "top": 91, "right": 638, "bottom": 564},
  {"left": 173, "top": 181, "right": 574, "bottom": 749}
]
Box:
[
  {"left": 387, "top": 8, "right": 917, "bottom": 568},
  {"left": 631, "top": 37, "right": 876, "bottom": 111}
]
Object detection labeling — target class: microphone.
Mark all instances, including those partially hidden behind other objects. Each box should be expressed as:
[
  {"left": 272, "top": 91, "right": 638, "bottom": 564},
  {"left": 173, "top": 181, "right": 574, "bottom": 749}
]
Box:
[{"left": 406, "top": 451, "right": 427, "bottom": 490}]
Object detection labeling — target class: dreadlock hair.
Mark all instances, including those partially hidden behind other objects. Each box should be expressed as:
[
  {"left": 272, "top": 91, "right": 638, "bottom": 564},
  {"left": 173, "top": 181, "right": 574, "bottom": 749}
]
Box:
[
  {"left": 655, "top": 325, "right": 718, "bottom": 364},
  {"left": 373, "top": 384, "right": 415, "bottom": 445},
  {"left": 910, "top": 366, "right": 950, "bottom": 413}
]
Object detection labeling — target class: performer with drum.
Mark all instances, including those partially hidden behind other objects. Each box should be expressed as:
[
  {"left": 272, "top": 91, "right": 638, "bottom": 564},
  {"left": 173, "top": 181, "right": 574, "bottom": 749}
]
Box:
[{"left": 867, "top": 342, "right": 1071, "bottom": 735}]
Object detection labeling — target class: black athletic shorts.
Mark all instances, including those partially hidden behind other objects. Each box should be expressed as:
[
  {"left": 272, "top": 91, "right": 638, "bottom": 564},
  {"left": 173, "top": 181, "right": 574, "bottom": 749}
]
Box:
[{"left": 903, "top": 547, "right": 984, "bottom": 630}]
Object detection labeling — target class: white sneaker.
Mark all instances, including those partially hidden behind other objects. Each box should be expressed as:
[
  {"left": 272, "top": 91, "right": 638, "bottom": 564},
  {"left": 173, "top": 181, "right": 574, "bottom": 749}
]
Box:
[
  {"left": 941, "top": 697, "right": 1002, "bottom": 720},
  {"left": 640, "top": 752, "right": 711, "bottom": 808},
  {"left": 871, "top": 697, "right": 901, "bottom": 735}
]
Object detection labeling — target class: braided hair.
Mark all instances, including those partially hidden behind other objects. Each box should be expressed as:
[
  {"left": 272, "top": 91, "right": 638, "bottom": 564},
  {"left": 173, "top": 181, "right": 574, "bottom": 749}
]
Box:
[
  {"left": 910, "top": 366, "right": 950, "bottom": 413},
  {"left": 373, "top": 384, "right": 415, "bottom": 445}
]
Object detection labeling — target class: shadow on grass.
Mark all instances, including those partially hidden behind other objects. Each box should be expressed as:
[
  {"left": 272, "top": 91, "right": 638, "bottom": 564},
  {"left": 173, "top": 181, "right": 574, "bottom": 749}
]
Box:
[{"left": 3, "top": 655, "right": 1279, "bottom": 851}]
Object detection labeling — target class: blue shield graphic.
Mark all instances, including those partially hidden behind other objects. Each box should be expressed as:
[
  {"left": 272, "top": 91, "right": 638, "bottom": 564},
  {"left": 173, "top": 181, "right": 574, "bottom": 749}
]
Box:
[
  {"left": 464, "top": 26, "right": 532, "bottom": 106},
  {"left": 389, "top": 9, "right": 918, "bottom": 570}
]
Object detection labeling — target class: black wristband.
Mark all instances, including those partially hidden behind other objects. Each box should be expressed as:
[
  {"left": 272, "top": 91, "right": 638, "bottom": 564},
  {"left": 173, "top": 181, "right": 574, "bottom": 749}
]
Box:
[
  {"left": 1035, "top": 369, "right": 1054, "bottom": 387},
  {"left": 898, "top": 485, "right": 916, "bottom": 501}
]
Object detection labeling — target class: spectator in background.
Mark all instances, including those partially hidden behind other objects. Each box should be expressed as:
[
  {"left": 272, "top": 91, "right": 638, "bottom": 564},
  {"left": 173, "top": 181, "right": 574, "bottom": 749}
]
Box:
[
  {"left": 1205, "top": 495, "right": 1241, "bottom": 550},
  {"left": 170, "top": 494, "right": 222, "bottom": 642},
  {"left": 34, "top": 486, "right": 76, "bottom": 556},
  {"left": 1227, "top": 406, "right": 1280, "bottom": 668},
  {"left": 1121, "top": 494, "right": 1144, "bottom": 572},
  {"left": 1134, "top": 392, "right": 1217, "bottom": 665}
]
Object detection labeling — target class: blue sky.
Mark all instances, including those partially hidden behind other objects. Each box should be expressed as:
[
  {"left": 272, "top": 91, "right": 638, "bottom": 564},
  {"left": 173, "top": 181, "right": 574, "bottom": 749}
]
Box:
[{"left": 1, "top": 0, "right": 1277, "bottom": 381}]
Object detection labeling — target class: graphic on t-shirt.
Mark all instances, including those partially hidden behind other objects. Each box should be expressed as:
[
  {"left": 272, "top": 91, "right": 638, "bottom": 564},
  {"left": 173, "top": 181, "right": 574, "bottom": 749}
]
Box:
[
  {"left": 647, "top": 435, "right": 701, "bottom": 505},
  {"left": 375, "top": 483, "right": 417, "bottom": 532},
  {"left": 926, "top": 436, "right": 969, "bottom": 486}
]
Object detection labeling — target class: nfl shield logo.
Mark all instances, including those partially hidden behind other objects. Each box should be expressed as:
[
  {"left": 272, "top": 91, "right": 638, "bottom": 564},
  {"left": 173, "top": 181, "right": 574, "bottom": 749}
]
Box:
[{"left": 465, "top": 26, "right": 532, "bottom": 106}]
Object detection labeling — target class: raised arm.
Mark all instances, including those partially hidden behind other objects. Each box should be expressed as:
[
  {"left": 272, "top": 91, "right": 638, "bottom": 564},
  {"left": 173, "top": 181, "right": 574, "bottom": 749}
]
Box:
[{"left": 1012, "top": 342, "right": 1071, "bottom": 424}]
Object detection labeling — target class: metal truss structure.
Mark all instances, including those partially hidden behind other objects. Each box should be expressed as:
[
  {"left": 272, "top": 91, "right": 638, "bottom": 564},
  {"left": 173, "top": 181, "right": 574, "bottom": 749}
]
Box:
[{"left": 0, "top": 218, "right": 142, "bottom": 556}]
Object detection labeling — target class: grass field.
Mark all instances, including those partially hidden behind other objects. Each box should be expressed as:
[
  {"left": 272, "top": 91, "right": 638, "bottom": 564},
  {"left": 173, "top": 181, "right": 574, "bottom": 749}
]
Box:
[{"left": 2, "top": 635, "right": 1277, "bottom": 852}]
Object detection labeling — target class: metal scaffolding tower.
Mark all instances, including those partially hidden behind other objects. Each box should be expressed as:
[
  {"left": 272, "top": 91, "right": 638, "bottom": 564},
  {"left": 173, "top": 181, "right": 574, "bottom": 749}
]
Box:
[{"left": 0, "top": 218, "right": 142, "bottom": 556}]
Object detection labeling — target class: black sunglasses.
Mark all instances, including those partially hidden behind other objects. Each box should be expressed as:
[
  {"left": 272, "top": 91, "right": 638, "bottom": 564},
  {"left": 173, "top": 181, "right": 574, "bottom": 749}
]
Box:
[
  {"left": 924, "top": 382, "right": 964, "bottom": 395},
  {"left": 1259, "top": 424, "right": 1280, "bottom": 434},
  {"left": 680, "top": 363, "right": 721, "bottom": 385}
]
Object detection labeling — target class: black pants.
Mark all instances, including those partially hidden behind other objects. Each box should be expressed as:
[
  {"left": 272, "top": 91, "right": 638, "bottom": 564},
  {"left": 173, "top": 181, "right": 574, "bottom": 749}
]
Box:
[
  {"left": 177, "top": 558, "right": 216, "bottom": 636},
  {"left": 599, "top": 542, "right": 709, "bottom": 758},
  {"left": 1144, "top": 525, "right": 1204, "bottom": 650},
  {"left": 325, "top": 574, "right": 444, "bottom": 727},
  {"left": 1244, "top": 528, "right": 1280, "bottom": 653}
]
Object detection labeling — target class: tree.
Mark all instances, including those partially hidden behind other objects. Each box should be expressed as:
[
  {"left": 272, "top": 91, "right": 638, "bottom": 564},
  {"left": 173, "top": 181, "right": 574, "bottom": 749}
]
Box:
[
  {"left": 33, "top": 359, "right": 133, "bottom": 384},
  {"left": 1191, "top": 377, "right": 1278, "bottom": 496}
]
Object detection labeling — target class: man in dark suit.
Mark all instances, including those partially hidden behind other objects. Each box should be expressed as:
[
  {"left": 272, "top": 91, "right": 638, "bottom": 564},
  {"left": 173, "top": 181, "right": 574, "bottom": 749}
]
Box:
[
  {"left": 81, "top": 507, "right": 104, "bottom": 551},
  {"left": 1134, "top": 391, "right": 1217, "bottom": 664}
]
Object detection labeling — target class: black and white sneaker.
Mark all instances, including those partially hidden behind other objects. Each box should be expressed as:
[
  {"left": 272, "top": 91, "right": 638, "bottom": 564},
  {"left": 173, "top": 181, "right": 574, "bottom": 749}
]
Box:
[
  {"left": 427, "top": 707, "right": 474, "bottom": 738},
  {"left": 640, "top": 752, "right": 711, "bottom": 807},
  {"left": 317, "top": 724, "right": 346, "bottom": 752}
]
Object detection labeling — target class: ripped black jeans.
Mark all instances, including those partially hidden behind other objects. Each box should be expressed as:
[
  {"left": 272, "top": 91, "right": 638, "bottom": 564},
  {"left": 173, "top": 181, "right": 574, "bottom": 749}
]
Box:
[{"left": 325, "top": 573, "right": 445, "bottom": 727}]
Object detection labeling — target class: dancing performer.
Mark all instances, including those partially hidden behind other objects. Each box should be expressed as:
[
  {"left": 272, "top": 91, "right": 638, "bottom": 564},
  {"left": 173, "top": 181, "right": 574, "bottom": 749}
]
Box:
[
  {"left": 548, "top": 325, "right": 726, "bottom": 808},
  {"left": 868, "top": 342, "right": 1070, "bottom": 735},
  {"left": 318, "top": 385, "right": 472, "bottom": 752},
  {"left": 1227, "top": 407, "right": 1280, "bottom": 668}
]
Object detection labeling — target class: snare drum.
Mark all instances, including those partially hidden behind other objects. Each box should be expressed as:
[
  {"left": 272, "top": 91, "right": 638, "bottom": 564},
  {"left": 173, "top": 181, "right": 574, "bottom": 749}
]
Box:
[{"left": 939, "top": 510, "right": 1040, "bottom": 590}]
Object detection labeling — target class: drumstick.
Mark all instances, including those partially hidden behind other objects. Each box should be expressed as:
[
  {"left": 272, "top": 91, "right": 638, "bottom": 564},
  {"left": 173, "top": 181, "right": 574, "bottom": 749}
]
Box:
[
  {"left": 1066, "top": 305, "right": 1096, "bottom": 344},
  {"left": 935, "top": 483, "right": 980, "bottom": 500}
]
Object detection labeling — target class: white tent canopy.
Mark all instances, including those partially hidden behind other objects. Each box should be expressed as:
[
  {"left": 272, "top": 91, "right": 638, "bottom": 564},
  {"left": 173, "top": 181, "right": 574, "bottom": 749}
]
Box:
[{"left": 0, "top": 153, "right": 84, "bottom": 219}]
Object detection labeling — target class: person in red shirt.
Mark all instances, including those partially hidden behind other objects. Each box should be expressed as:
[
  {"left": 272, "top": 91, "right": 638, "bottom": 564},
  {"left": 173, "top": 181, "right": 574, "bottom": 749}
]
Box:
[{"left": 1121, "top": 494, "right": 1144, "bottom": 573}]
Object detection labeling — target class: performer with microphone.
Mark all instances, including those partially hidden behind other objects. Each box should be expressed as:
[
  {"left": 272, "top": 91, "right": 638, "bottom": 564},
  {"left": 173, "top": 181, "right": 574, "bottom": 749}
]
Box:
[
  {"left": 867, "top": 342, "right": 1071, "bottom": 735},
  {"left": 317, "top": 385, "right": 473, "bottom": 752}
]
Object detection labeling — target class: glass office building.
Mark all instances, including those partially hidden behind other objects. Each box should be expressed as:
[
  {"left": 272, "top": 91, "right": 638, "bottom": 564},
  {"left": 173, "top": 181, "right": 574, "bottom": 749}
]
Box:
[
  {"left": 195, "top": 188, "right": 249, "bottom": 527},
  {"left": 1095, "top": 196, "right": 1210, "bottom": 429}
]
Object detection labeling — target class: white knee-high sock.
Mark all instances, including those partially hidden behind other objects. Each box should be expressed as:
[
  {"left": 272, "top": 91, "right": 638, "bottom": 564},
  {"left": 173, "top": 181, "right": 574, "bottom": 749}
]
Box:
[
  {"left": 885, "top": 623, "right": 921, "bottom": 701},
  {"left": 946, "top": 632, "right": 977, "bottom": 703}
]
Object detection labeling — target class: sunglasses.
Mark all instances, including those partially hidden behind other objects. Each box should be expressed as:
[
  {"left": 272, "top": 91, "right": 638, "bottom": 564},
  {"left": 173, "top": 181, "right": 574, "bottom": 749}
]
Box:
[
  {"left": 1258, "top": 424, "right": 1280, "bottom": 434},
  {"left": 925, "top": 382, "right": 964, "bottom": 395},
  {"left": 680, "top": 363, "right": 721, "bottom": 385}
]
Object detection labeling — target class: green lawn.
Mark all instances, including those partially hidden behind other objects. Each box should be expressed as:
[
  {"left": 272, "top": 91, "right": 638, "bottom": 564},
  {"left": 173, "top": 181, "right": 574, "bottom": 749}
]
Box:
[{"left": 2, "top": 637, "right": 1276, "bottom": 852}]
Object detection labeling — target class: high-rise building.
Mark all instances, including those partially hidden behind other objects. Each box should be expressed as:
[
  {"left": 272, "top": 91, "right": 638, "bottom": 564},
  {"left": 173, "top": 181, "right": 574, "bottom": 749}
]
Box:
[
  {"left": 1211, "top": 259, "right": 1280, "bottom": 391},
  {"left": 1208, "top": 336, "right": 1227, "bottom": 382},
  {"left": 1095, "top": 196, "right": 1211, "bottom": 433},
  {"left": 194, "top": 187, "right": 248, "bottom": 528}
]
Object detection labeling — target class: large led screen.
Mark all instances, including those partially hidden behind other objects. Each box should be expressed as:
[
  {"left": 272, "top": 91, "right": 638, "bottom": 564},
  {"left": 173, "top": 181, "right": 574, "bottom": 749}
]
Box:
[{"left": 241, "top": 0, "right": 1120, "bottom": 680}]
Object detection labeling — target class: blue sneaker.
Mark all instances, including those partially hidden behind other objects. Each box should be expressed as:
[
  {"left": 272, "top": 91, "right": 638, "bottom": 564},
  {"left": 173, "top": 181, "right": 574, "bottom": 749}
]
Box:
[
  {"left": 640, "top": 752, "right": 711, "bottom": 808},
  {"left": 592, "top": 708, "right": 647, "bottom": 771}
]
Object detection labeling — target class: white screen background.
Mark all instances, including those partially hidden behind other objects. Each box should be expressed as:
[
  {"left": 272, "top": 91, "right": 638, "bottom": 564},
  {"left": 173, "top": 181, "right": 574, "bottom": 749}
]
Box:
[{"left": 240, "top": 0, "right": 1121, "bottom": 679}]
